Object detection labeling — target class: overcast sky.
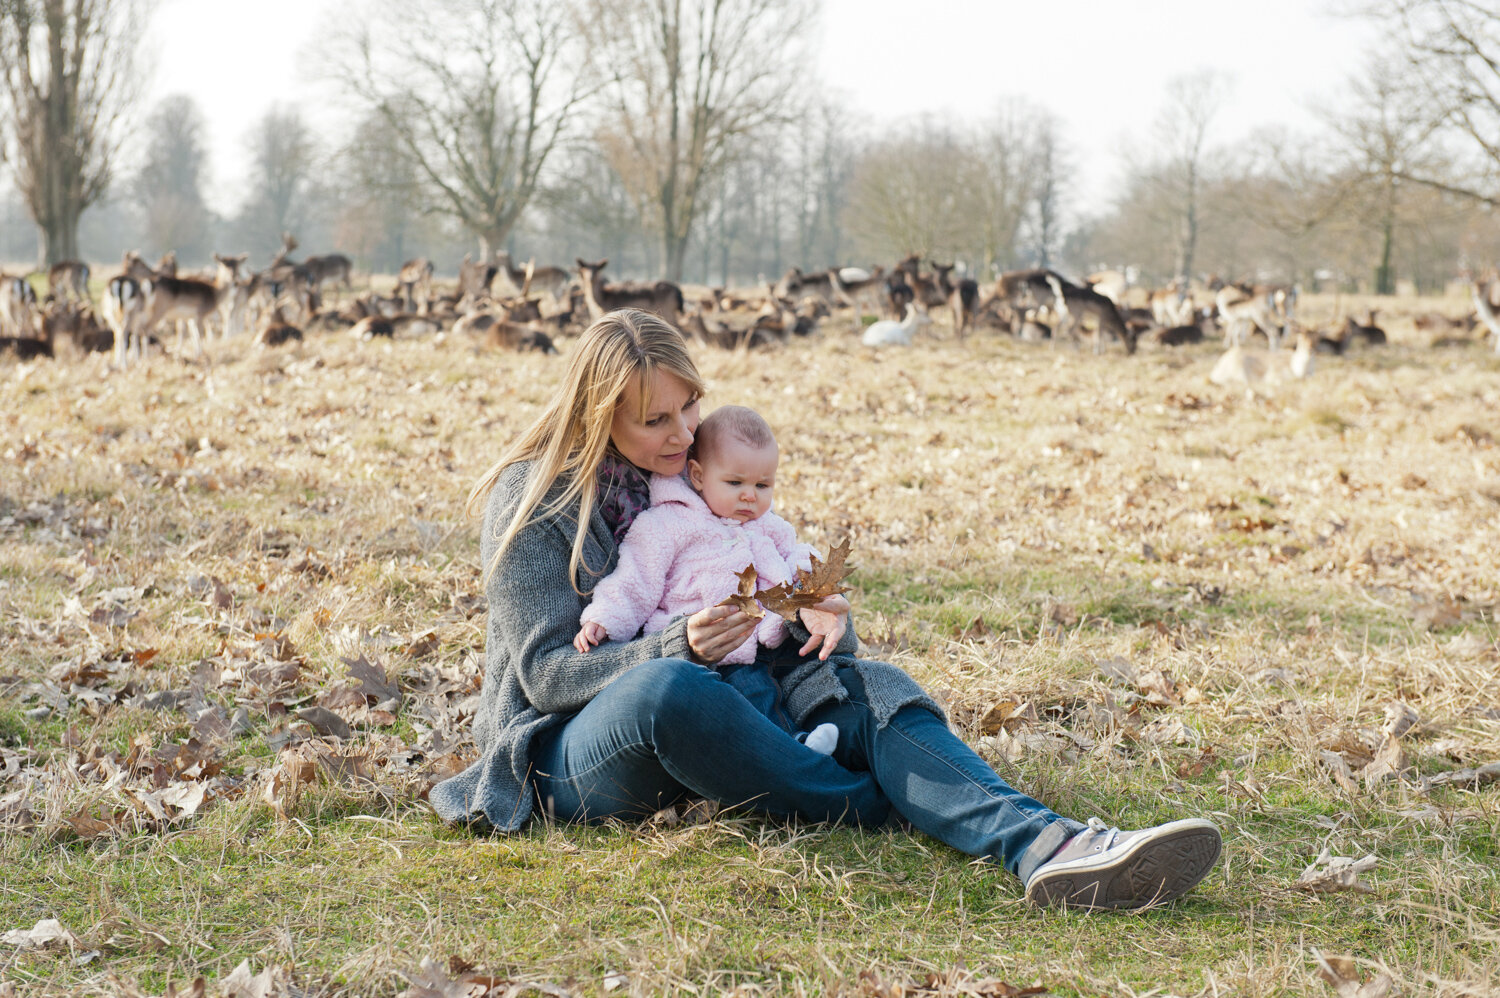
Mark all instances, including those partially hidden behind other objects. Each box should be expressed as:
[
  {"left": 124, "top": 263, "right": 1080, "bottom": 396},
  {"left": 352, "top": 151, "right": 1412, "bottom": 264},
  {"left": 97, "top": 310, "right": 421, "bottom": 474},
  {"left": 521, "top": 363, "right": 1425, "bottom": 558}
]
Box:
[{"left": 143, "top": 0, "right": 1375, "bottom": 218}]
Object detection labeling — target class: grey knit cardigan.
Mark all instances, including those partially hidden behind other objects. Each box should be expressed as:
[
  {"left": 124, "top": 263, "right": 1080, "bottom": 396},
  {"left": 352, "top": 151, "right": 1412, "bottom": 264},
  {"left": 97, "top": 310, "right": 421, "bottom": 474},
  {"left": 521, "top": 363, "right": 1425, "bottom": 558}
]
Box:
[{"left": 427, "top": 460, "right": 942, "bottom": 831}]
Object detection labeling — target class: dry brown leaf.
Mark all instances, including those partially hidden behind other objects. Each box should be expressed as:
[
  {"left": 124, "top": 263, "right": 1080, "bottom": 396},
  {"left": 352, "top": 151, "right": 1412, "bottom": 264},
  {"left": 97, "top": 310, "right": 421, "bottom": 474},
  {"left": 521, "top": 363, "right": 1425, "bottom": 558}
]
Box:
[
  {"left": 1361, "top": 733, "right": 1408, "bottom": 783},
  {"left": 400, "top": 956, "right": 514, "bottom": 998},
  {"left": 1320, "top": 750, "right": 1359, "bottom": 793},
  {"left": 1297, "top": 849, "right": 1378, "bottom": 893},
  {"left": 297, "top": 706, "right": 352, "bottom": 740},
  {"left": 1135, "top": 668, "right": 1180, "bottom": 707},
  {"left": 716, "top": 564, "right": 766, "bottom": 620},
  {"left": 347, "top": 654, "right": 402, "bottom": 707},
  {"left": 220, "top": 959, "right": 293, "bottom": 998},
  {"left": 1314, "top": 951, "right": 1393, "bottom": 998},
  {"left": 1381, "top": 701, "right": 1419, "bottom": 739},
  {"left": 2, "top": 918, "right": 79, "bottom": 950},
  {"left": 757, "top": 538, "right": 856, "bottom": 622}
]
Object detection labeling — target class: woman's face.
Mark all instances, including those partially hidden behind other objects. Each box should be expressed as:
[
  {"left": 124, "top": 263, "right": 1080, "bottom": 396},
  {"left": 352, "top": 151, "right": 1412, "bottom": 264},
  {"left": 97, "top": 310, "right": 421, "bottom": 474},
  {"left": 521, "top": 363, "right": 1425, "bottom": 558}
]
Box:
[{"left": 611, "top": 369, "right": 701, "bottom": 476}]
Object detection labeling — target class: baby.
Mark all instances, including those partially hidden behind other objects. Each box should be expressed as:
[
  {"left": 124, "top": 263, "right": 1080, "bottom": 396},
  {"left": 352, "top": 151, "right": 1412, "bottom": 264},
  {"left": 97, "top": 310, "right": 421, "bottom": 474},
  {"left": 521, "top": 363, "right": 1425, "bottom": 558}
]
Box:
[{"left": 575, "top": 405, "right": 839, "bottom": 755}]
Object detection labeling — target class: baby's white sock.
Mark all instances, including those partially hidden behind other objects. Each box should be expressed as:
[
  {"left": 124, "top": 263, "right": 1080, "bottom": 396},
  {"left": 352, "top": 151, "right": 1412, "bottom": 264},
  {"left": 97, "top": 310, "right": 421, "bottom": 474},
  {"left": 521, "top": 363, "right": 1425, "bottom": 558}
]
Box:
[{"left": 800, "top": 722, "right": 838, "bottom": 756}]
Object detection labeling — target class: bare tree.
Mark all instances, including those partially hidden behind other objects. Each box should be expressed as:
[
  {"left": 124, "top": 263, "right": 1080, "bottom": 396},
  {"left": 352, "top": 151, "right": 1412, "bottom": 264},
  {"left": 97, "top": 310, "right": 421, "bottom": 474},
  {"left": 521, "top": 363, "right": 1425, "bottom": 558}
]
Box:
[
  {"left": 235, "top": 105, "right": 317, "bottom": 256},
  {"left": 582, "top": 0, "right": 812, "bottom": 281},
  {"left": 1146, "top": 69, "right": 1233, "bottom": 284},
  {"left": 330, "top": 0, "right": 590, "bottom": 258},
  {"left": 1368, "top": 0, "right": 1500, "bottom": 205},
  {"left": 0, "top": 0, "right": 149, "bottom": 264},
  {"left": 1327, "top": 59, "right": 1446, "bottom": 292},
  {"left": 132, "top": 93, "right": 210, "bottom": 262},
  {"left": 845, "top": 124, "right": 974, "bottom": 265},
  {"left": 971, "top": 101, "right": 1046, "bottom": 276},
  {"left": 1026, "top": 112, "right": 1069, "bottom": 268}
]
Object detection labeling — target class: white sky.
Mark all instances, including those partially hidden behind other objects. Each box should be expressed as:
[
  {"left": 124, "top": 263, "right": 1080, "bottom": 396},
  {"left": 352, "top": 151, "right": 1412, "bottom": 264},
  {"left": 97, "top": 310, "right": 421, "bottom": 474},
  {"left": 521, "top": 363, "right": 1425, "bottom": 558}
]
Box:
[{"left": 141, "top": 0, "right": 1376, "bottom": 218}]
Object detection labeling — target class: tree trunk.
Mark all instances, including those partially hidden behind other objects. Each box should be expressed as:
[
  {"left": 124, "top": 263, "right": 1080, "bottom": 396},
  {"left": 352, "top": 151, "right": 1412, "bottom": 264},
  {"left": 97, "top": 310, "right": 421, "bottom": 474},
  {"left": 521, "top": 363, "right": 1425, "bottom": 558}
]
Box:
[
  {"left": 663, "top": 231, "right": 688, "bottom": 284},
  {"left": 1375, "top": 212, "right": 1395, "bottom": 295}
]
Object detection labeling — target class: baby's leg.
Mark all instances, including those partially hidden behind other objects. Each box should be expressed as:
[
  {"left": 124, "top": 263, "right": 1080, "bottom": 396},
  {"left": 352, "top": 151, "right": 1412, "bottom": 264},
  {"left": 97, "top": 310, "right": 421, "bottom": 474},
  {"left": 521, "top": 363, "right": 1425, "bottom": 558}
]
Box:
[
  {"left": 721, "top": 663, "right": 839, "bottom": 754},
  {"left": 719, "top": 662, "right": 794, "bottom": 734}
]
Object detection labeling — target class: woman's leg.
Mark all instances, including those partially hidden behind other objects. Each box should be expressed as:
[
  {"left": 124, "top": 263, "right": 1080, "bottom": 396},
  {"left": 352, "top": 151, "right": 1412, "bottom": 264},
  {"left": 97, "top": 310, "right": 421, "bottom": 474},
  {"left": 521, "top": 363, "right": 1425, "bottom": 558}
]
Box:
[
  {"left": 802, "top": 664, "right": 1083, "bottom": 880},
  {"left": 529, "top": 658, "right": 889, "bottom": 826}
]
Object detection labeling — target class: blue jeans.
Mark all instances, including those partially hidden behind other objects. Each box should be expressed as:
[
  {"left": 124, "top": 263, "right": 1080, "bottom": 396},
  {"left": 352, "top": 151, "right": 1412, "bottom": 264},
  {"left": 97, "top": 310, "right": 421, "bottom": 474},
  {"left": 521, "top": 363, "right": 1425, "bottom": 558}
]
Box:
[{"left": 528, "top": 657, "right": 1083, "bottom": 878}]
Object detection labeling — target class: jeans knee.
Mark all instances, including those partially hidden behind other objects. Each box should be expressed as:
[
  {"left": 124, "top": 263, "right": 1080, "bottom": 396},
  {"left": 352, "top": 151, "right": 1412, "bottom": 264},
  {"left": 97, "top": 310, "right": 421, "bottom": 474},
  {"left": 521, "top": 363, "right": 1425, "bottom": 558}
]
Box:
[{"left": 616, "top": 657, "right": 718, "bottom": 721}]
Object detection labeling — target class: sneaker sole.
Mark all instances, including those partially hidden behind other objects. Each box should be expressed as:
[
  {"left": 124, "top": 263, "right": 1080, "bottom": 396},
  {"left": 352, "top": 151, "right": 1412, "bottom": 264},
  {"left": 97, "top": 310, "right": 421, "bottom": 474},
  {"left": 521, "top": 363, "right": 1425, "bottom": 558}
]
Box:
[{"left": 1024, "top": 819, "right": 1223, "bottom": 911}]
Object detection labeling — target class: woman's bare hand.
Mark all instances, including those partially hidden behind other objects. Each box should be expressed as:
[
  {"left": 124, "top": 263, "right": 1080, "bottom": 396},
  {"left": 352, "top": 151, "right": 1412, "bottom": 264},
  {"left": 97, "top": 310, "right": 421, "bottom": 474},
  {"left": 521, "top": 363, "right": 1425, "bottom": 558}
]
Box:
[
  {"left": 686, "top": 604, "right": 757, "bottom": 664},
  {"left": 798, "top": 594, "right": 850, "bottom": 661}
]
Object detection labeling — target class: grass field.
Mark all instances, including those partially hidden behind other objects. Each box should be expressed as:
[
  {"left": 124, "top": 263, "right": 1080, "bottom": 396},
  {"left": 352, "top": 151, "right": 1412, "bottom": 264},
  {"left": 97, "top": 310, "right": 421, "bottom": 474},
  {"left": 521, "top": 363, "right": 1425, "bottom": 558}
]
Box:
[{"left": 2, "top": 296, "right": 1499, "bottom": 996}]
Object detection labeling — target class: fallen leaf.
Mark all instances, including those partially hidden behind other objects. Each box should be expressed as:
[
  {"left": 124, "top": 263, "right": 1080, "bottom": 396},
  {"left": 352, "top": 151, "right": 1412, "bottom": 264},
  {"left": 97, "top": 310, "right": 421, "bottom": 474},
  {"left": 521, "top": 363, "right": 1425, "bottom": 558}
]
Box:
[
  {"left": 1097, "top": 656, "right": 1136, "bottom": 684},
  {"left": 2, "top": 918, "right": 79, "bottom": 950},
  {"left": 1361, "top": 733, "right": 1408, "bottom": 783},
  {"left": 347, "top": 655, "right": 402, "bottom": 707},
  {"left": 1381, "top": 702, "right": 1419, "bottom": 739},
  {"left": 159, "top": 781, "right": 208, "bottom": 818},
  {"left": 1297, "top": 849, "right": 1378, "bottom": 893},
  {"left": 297, "top": 706, "right": 351, "bottom": 740},
  {"left": 1313, "top": 951, "right": 1394, "bottom": 998},
  {"left": 220, "top": 959, "right": 287, "bottom": 998},
  {"left": 1320, "top": 750, "right": 1358, "bottom": 793}
]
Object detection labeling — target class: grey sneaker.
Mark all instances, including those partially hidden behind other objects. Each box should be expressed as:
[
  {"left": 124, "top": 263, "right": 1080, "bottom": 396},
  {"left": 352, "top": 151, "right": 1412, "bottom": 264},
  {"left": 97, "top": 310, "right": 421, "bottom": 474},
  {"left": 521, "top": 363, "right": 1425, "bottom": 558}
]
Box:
[{"left": 1024, "top": 817, "right": 1222, "bottom": 910}]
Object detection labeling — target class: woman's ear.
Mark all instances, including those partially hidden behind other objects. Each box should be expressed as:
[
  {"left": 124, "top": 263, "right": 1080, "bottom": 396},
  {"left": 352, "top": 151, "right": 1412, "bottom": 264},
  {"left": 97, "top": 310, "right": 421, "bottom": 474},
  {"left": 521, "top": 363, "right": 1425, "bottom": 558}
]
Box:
[{"left": 687, "top": 459, "right": 704, "bottom": 490}]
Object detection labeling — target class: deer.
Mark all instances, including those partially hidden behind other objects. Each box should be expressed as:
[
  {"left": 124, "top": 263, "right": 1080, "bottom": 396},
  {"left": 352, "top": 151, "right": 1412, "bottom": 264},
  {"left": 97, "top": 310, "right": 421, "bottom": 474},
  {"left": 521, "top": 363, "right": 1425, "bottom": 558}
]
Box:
[
  {"left": 267, "top": 234, "right": 319, "bottom": 320},
  {"left": 47, "top": 260, "right": 91, "bottom": 303},
  {"left": 255, "top": 304, "right": 303, "bottom": 347},
  {"left": 210, "top": 254, "right": 251, "bottom": 338},
  {"left": 1342, "top": 310, "right": 1387, "bottom": 347},
  {"left": 1215, "top": 283, "right": 1292, "bottom": 349},
  {"left": 1210, "top": 325, "right": 1316, "bottom": 392},
  {"left": 124, "top": 251, "right": 238, "bottom": 358},
  {"left": 998, "top": 268, "right": 1138, "bottom": 353},
  {"left": 102, "top": 274, "right": 147, "bottom": 367},
  {"left": 680, "top": 310, "right": 781, "bottom": 351},
  {"left": 861, "top": 302, "right": 931, "bottom": 347},
  {"left": 398, "top": 258, "right": 437, "bottom": 313},
  {"left": 0, "top": 274, "right": 40, "bottom": 340},
  {"left": 896, "top": 255, "right": 950, "bottom": 313},
  {"left": 574, "top": 259, "right": 683, "bottom": 324},
  {"left": 823, "top": 265, "right": 886, "bottom": 328},
  {"left": 42, "top": 299, "right": 111, "bottom": 353},
  {"left": 931, "top": 262, "right": 979, "bottom": 339},
  {"left": 1471, "top": 274, "right": 1500, "bottom": 354},
  {"left": 1148, "top": 281, "right": 1197, "bottom": 328},
  {"left": 495, "top": 251, "right": 571, "bottom": 301}
]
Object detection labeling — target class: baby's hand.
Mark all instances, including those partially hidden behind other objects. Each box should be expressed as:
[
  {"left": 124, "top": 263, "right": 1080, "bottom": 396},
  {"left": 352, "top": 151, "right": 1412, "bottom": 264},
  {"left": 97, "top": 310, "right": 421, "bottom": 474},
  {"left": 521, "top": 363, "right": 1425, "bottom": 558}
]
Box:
[{"left": 574, "top": 621, "right": 608, "bottom": 653}]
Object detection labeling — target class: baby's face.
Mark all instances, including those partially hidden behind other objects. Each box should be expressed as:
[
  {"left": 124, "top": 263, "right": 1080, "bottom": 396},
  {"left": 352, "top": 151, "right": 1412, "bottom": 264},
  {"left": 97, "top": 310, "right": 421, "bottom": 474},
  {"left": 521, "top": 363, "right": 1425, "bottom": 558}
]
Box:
[{"left": 688, "top": 437, "right": 777, "bottom": 523}]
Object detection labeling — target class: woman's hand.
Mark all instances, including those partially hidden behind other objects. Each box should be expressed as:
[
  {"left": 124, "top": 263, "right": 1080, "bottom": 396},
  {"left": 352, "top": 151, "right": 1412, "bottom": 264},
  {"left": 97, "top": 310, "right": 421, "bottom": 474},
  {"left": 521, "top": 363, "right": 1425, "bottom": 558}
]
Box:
[
  {"left": 686, "top": 604, "right": 758, "bottom": 664},
  {"left": 798, "top": 594, "right": 850, "bottom": 661}
]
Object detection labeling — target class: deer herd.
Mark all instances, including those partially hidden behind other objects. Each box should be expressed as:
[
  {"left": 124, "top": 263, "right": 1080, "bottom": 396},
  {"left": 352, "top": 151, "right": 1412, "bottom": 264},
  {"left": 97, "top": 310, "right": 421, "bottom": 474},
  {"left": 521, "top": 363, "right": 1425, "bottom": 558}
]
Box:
[{"left": 2, "top": 237, "right": 1498, "bottom": 385}]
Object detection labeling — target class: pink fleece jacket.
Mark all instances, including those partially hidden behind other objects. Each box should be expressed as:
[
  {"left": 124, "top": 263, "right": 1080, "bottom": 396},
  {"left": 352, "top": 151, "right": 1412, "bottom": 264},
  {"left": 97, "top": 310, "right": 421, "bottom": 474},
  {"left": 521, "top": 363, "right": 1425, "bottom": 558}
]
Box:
[{"left": 580, "top": 473, "right": 818, "bottom": 665}]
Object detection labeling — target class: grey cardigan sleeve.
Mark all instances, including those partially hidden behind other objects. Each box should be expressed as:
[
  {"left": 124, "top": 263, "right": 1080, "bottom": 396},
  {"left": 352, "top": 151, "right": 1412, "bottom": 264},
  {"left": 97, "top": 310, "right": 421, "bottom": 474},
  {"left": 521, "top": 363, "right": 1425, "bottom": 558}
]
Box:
[{"left": 484, "top": 471, "right": 695, "bottom": 717}]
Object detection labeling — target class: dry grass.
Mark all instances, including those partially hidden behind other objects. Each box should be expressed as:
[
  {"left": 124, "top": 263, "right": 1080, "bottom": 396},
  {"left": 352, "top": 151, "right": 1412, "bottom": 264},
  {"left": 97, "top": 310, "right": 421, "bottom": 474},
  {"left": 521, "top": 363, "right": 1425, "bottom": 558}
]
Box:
[{"left": 2, "top": 293, "right": 1499, "bottom": 996}]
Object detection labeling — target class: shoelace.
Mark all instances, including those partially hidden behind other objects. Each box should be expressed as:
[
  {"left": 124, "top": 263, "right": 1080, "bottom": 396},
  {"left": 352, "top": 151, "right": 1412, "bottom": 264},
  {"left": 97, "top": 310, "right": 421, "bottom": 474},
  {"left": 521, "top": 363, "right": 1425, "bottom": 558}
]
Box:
[{"left": 1085, "top": 816, "right": 1121, "bottom": 851}]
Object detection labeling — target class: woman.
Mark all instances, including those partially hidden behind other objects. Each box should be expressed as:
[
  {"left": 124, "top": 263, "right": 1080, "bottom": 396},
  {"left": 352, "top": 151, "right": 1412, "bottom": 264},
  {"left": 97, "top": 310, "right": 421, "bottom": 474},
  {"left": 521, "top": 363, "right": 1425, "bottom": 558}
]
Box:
[{"left": 430, "top": 309, "right": 1222, "bottom": 910}]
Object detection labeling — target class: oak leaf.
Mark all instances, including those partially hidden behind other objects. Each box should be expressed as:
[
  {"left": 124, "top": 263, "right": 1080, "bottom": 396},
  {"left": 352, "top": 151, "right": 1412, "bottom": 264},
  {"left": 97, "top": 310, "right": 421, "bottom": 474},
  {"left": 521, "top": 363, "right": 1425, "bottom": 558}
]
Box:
[
  {"left": 717, "top": 564, "right": 767, "bottom": 620},
  {"left": 758, "top": 538, "right": 856, "bottom": 621}
]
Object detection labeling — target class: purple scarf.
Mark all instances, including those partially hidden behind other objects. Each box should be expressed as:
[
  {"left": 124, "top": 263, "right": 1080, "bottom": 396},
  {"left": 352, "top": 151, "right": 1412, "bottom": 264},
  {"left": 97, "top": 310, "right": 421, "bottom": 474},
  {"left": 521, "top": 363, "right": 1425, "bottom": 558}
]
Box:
[{"left": 596, "top": 453, "right": 652, "bottom": 544}]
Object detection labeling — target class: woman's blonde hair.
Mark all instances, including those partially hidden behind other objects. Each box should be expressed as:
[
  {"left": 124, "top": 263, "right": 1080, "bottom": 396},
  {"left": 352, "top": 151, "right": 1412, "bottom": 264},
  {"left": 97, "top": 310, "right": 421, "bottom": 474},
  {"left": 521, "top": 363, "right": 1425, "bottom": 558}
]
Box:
[{"left": 469, "top": 308, "right": 706, "bottom": 590}]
